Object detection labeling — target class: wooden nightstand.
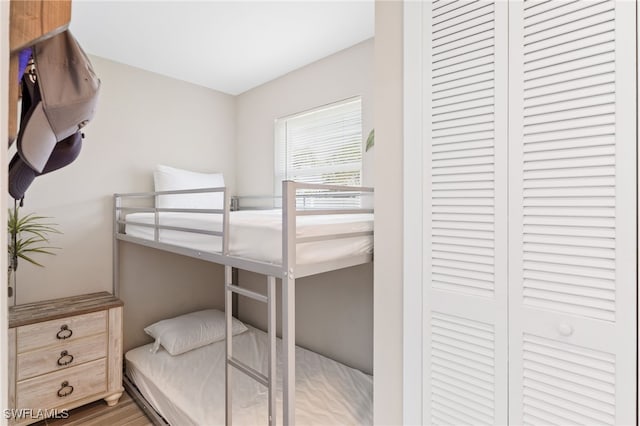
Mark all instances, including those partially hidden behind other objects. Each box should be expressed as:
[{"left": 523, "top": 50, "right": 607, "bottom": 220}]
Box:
[{"left": 8, "top": 292, "right": 124, "bottom": 425}]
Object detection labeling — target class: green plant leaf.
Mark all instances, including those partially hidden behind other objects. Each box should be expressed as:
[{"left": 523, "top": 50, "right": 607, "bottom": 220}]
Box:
[
  {"left": 17, "top": 253, "right": 45, "bottom": 268},
  {"left": 365, "top": 129, "right": 375, "bottom": 152},
  {"left": 7, "top": 207, "right": 61, "bottom": 270}
]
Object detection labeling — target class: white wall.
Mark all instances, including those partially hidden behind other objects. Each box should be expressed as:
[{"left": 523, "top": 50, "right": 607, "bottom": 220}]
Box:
[
  {"left": 374, "top": 1, "right": 404, "bottom": 425},
  {"left": 235, "top": 38, "right": 374, "bottom": 196},
  {"left": 15, "top": 56, "right": 236, "bottom": 305},
  {"left": 234, "top": 39, "right": 375, "bottom": 373}
]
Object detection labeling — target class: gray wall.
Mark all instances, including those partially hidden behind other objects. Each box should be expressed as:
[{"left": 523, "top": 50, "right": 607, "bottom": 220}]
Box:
[
  {"left": 237, "top": 265, "right": 373, "bottom": 375},
  {"left": 119, "top": 242, "right": 225, "bottom": 353},
  {"left": 234, "top": 39, "right": 375, "bottom": 373},
  {"left": 374, "top": 2, "right": 404, "bottom": 424},
  {"left": 235, "top": 38, "right": 374, "bottom": 195},
  {"left": 15, "top": 56, "right": 236, "bottom": 310}
]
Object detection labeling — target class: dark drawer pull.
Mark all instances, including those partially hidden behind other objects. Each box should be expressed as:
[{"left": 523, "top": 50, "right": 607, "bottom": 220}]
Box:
[
  {"left": 57, "top": 381, "right": 74, "bottom": 398},
  {"left": 57, "top": 350, "right": 74, "bottom": 366},
  {"left": 56, "top": 325, "right": 72, "bottom": 340}
]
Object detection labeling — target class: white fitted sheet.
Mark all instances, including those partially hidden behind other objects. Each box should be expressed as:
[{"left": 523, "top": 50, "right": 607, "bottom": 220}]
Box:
[
  {"left": 124, "top": 210, "right": 373, "bottom": 265},
  {"left": 125, "top": 325, "right": 373, "bottom": 426}
]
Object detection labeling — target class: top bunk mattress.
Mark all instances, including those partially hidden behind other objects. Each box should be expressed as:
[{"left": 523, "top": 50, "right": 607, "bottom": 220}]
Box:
[{"left": 124, "top": 210, "right": 373, "bottom": 265}]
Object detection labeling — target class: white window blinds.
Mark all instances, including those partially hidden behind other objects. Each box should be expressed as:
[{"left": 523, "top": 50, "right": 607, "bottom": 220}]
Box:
[{"left": 274, "top": 97, "right": 362, "bottom": 207}]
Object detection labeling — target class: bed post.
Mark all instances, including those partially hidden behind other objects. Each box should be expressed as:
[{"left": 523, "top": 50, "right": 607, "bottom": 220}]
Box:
[
  {"left": 225, "top": 264, "right": 233, "bottom": 426},
  {"left": 267, "top": 275, "right": 277, "bottom": 425},
  {"left": 113, "top": 194, "right": 120, "bottom": 297},
  {"left": 223, "top": 187, "right": 233, "bottom": 425},
  {"left": 223, "top": 188, "right": 230, "bottom": 256},
  {"left": 282, "top": 180, "right": 296, "bottom": 425}
]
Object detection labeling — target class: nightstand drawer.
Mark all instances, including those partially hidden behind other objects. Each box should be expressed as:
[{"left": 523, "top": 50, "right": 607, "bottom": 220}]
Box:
[
  {"left": 16, "top": 358, "right": 107, "bottom": 411},
  {"left": 17, "top": 311, "right": 107, "bottom": 353},
  {"left": 17, "top": 333, "right": 107, "bottom": 381}
]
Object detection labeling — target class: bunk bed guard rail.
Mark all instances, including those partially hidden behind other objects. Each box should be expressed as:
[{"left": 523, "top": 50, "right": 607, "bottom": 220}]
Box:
[{"left": 112, "top": 181, "right": 374, "bottom": 426}]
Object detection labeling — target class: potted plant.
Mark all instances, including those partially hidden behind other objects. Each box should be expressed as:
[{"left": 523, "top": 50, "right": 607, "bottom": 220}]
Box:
[{"left": 7, "top": 206, "right": 61, "bottom": 306}]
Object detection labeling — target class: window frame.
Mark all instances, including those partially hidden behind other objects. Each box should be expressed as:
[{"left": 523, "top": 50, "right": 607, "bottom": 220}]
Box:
[{"left": 273, "top": 96, "right": 363, "bottom": 202}]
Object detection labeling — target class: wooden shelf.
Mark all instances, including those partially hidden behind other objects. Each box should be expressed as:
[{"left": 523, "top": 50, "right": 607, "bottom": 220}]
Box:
[{"left": 7, "top": 0, "right": 71, "bottom": 146}]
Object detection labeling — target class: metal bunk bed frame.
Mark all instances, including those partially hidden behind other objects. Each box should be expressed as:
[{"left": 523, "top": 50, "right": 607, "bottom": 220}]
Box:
[{"left": 113, "top": 180, "right": 374, "bottom": 425}]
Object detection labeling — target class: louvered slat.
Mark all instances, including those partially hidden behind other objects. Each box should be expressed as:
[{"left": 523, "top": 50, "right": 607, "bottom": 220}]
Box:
[
  {"left": 430, "top": 0, "right": 496, "bottom": 298},
  {"left": 522, "top": 334, "right": 615, "bottom": 425},
  {"left": 523, "top": 0, "right": 577, "bottom": 19},
  {"left": 524, "top": 5, "right": 614, "bottom": 46},
  {"left": 431, "top": 312, "right": 496, "bottom": 425},
  {"left": 520, "top": 1, "right": 616, "bottom": 321},
  {"left": 524, "top": 1, "right": 613, "bottom": 37}
]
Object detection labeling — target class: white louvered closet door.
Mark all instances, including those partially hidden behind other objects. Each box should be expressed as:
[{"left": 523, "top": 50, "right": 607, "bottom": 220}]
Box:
[
  {"left": 508, "top": 1, "right": 637, "bottom": 425},
  {"left": 423, "top": 1, "right": 509, "bottom": 424}
]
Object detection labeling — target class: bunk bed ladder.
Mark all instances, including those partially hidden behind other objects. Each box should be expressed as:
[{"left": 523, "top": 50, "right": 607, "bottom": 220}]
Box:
[{"left": 224, "top": 265, "right": 277, "bottom": 426}]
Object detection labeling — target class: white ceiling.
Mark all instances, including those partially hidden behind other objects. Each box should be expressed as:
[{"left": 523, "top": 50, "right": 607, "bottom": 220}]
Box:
[{"left": 70, "top": 1, "right": 375, "bottom": 95}]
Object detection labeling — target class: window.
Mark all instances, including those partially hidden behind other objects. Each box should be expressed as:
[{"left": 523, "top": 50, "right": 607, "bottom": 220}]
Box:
[{"left": 274, "top": 97, "right": 362, "bottom": 207}]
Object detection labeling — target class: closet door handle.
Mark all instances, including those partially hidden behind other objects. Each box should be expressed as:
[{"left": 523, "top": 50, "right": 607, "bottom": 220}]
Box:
[{"left": 557, "top": 323, "right": 574, "bottom": 337}]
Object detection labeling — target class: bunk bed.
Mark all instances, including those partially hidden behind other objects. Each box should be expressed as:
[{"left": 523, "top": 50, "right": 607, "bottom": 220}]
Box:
[{"left": 113, "top": 180, "right": 374, "bottom": 425}]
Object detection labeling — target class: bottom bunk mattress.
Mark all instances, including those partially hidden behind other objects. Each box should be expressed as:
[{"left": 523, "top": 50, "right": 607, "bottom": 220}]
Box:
[
  {"left": 123, "top": 210, "right": 373, "bottom": 265},
  {"left": 125, "top": 325, "right": 373, "bottom": 425}
]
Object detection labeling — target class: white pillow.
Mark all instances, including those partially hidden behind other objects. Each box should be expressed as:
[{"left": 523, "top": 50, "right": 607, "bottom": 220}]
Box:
[
  {"left": 154, "top": 164, "right": 225, "bottom": 210},
  {"left": 144, "top": 309, "right": 248, "bottom": 355}
]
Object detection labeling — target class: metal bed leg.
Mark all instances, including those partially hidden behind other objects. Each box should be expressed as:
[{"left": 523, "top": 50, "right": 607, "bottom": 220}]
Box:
[
  {"left": 282, "top": 180, "right": 297, "bottom": 425},
  {"left": 231, "top": 267, "right": 239, "bottom": 316},
  {"left": 224, "top": 265, "right": 233, "bottom": 426},
  {"left": 283, "top": 274, "right": 295, "bottom": 425},
  {"left": 267, "top": 276, "right": 276, "bottom": 426}
]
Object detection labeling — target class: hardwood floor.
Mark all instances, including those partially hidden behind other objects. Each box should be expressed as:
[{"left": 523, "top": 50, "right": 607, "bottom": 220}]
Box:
[{"left": 33, "top": 391, "right": 153, "bottom": 426}]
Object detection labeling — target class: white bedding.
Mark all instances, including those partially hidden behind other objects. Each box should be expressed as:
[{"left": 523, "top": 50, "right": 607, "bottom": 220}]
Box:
[
  {"left": 124, "top": 210, "right": 373, "bottom": 265},
  {"left": 125, "top": 325, "right": 373, "bottom": 426}
]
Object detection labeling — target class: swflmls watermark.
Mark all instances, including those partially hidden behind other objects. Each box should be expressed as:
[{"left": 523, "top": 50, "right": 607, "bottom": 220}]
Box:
[{"left": 4, "top": 408, "right": 69, "bottom": 420}]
